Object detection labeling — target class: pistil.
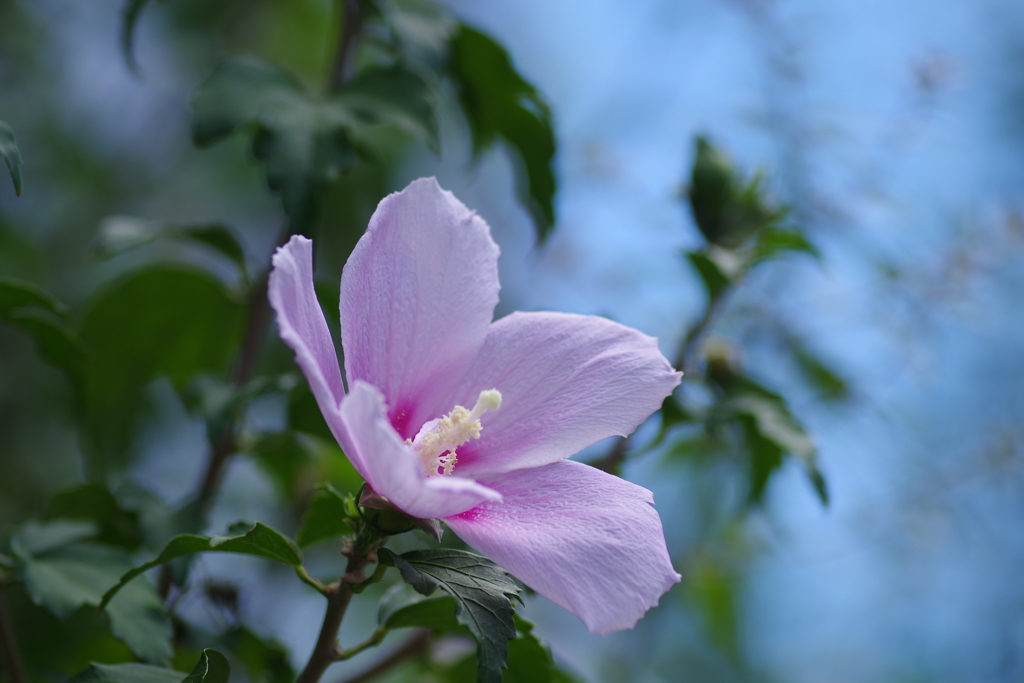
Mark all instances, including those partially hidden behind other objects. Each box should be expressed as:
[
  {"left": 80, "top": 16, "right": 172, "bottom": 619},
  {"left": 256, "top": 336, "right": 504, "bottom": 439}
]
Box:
[{"left": 409, "top": 389, "right": 502, "bottom": 476}]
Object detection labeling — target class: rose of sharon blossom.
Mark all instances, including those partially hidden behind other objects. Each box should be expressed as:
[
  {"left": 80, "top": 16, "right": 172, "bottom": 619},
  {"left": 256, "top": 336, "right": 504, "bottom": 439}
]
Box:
[{"left": 268, "top": 178, "right": 682, "bottom": 634}]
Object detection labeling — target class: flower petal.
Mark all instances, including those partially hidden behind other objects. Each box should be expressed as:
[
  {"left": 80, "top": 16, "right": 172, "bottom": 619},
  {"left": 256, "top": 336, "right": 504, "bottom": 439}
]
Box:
[
  {"left": 451, "top": 312, "right": 682, "bottom": 476},
  {"left": 268, "top": 236, "right": 366, "bottom": 471},
  {"left": 340, "top": 178, "right": 500, "bottom": 439},
  {"left": 341, "top": 381, "right": 502, "bottom": 520},
  {"left": 445, "top": 460, "right": 680, "bottom": 635}
]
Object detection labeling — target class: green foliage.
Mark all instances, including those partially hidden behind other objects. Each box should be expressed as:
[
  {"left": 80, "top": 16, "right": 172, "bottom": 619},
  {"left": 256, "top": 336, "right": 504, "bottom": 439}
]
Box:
[
  {"left": 120, "top": 0, "right": 155, "bottom": 75},
  {"left": 221, "top": 627, "right": 294, "bottom": 683},
  {"left": 450, "top": 25, "right": 557, "bottom": 243},
  {"left": 380, "top": 547, "right": 522, "bottom": 683},
  {"left": 70, "top": 649, "right": 230, "bottom": 683},
  {"left": 296, "top": 484, "right": 355, "bottom": 549},
  {"left": 687, "top": 136, "right": 787, "bottom": 250},
  {"left": 94, "top": 216, "right": 248, "bottom": 277},
  {"left": 0, "top": 277, "right": 84, "bottom": 388},
  {"left": 46, "top": 484, "right": 144, "bottom": 551},
  {"left": 9, "top": 520, "right": 172, "bottom": 663},
  {"left": 0, "top": 119, "right": 23, "bottom": 195},
  {"left": 79, "top": 267, "right": 243, "bottom": 471},
  {"left": 100, "top": 522, "right": 304, "bottom": 609},
  {"left": 192, "top": 57, "right": 436, "bottom": 231},
  {"left": 380, "top": 0, "right": 458, "bottom": 69}
]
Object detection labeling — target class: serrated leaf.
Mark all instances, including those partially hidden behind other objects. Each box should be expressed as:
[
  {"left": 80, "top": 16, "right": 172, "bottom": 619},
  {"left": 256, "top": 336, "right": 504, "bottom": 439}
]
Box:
[
  {"left": 79, "top": 267, "right": 243, "bottom": 471},
  {"left": 100, "top": 522, "right": 302, "bottom": 609},
  {"left": 95, "top": 216, "right": 247, "bottom": 275},
  {"left": 451, "top": 25, "right": 556, "bottom": 243},
  {"left": 192, "top": 57, "right": 436, "bottom": 231},
  {"left": 10, "top": 521, "right": 172, "bottom": 663},
  {"left": 296, "top": 484, "right": 354, "bottom": 548},
  {"left": 380, "top": 548, "right": 521, "bottom": 683},
  {"left": 0, "top": 120, "right": 24, "bottom": 196},
  {"left": 183, "top": 649, "right": 230, "bottom": 683},
  {"left": 70, "top": 663, "right": 183, "bottom": 683}
]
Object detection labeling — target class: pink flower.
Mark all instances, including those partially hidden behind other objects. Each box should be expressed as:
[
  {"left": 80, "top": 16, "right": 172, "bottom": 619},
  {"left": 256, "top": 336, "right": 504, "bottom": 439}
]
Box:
[{"left": 268, "top": 178, "right": 682, "bottom": 634}]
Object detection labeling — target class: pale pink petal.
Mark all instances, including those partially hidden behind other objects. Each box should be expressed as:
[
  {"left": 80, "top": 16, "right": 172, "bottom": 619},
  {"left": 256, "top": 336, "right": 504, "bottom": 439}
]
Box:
[
  {"left": 445, "top": 460, "right": 681, "bottom": 635},
  {"left": 450, "top": 312, "right": 681, "bottom": 477},
  {"left": 268, "top": 236, "right": 368, "bottom": 472},
  {"left": 340, "top": 381, "right": 502, "bottom": 520},
  {"left": 340, "top": 178, "right": 500, "bottom": 439}
]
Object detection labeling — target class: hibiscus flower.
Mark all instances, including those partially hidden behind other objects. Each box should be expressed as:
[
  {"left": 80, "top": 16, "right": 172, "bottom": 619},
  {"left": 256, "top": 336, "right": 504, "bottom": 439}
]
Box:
[{"left": 268, "top": 178, "right": 681, "bottom": 634}]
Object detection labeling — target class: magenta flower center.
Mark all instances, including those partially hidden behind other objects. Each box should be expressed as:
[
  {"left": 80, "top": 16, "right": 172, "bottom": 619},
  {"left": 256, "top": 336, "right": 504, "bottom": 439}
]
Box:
[{"left": 407, "top": 389, "right": 502, "bottom": 476}]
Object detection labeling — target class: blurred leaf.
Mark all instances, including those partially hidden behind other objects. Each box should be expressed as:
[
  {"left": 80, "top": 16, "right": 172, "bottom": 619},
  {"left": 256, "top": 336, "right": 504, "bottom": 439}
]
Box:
[
  {"left": 46, "top": 484, "right": 143, "bottom": 550},
  {"left": 10, "top": 521, "right": 172, "bottom": 663},
  {"left": 0, "top": 277, "right": 67, "bottom": 316},
  {"left": 246, "top": 431, "right": 316, "bottom": 502},
  {"left": 649, "top": 394, "right": 698, "bottom": 451},
  {"left": 288, "top": 384, "right": 334, "bottom": 441},
  {"left": 380, "top": 547, "right": 521, "bottom": 683},
  {"left": 686, "top": 251, "right": 731, "bottom": 300},
  {"left": 70, "top": 663, "right": 183, "bottom": 683},
  {"left": 4, "top": 311, "right": 85, "bottom": 388},
  {"left": 120, "top": 0, "right": 154, "bottom": 75},
  {"left": 79, "top": 267, "right": 243, "bottom": 471},
  {"left": 380, "top": 0, "right": 457, "bottom": 69},
  {"left": 753, "top": 227, "right": 819, "bottom": 263},
  {"left": 687, "top": 136, "right": 786, "bottom": 250},
  {"left": 0, "top": 119, "right": 23, "bottom": 195},
  {"left": 95, "top": 216, "right": 248, "bottom": 275},
  {"left": 182, "top": 649, "right": 230, "bottom": 683},
  {"left": 296, "top": 484, "right": 354, "bottom": 549},
  {"left": 685, "top": 552, "right": 741, "bottom": 660},
  {"left": 100, "top": 522, "right": 302, "bottom": 609},
  {"left": 221, "top": 627, "right": 294, "bottom": 683},
  {"left": 790, "top": 343, "right": 849, "bottom": 402},
  {"left": 451, "top": 25, "right": 556, "bottom": 243},
  {"left": 192, "top": 57, "right": 436, "bottom": 231},
  {"left": 439, "top": 615, "right": 579, "bottom": 683}
]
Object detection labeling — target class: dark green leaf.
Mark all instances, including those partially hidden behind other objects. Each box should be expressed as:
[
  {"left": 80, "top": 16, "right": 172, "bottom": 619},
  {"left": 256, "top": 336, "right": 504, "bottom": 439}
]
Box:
[
  {"left": 753, "top": 227, "right": 819, "bottom": 263},
  {"left": 288, "top": 384, "right": 334, "bottom": 441},
  {"left": 100, "top": 522, "right": 302, "bottom": 609},
  {"left": 183, "top": 649, "right": 230, "bottom": 683},
  {"left": 451, "top": 25, "right": 556, "bottom": 243},
  {"left": 686, "top": 250, "right": 732, "bottom": 300},
  {"left": 790, "top": 344, "right": 849, "bottom": 402},
  {"left": 296, "top": 484, "right": 354, "bottom": 549},
  {"left": 79, "top": 267, "right": 243, "bottom": 471},
  {"left": 192, "top": 57, "right": 436, "bottom": 231},
  {"left": 221, "top": 627, "right": 294, "bottom": 683},
  {"left": 95, "top": 216, "right": 248, "bottom": 275},
  {"left": 246, "top": 431, "right": 317, "bottom": 502},
  {"left": 380, "top": 547, "right": 521, "bottom": 683},
  {"left": 504, "top": 616, "right": 580, "bottom": 683},
  {"left": 10, "top": 521, "right": 172, "bottom": 663},
  {"left": 5, "top": 311, "right": 85, "bottom": 388},
  {"left": 378, "top": 583, "right": 460, "bottom": 631},
  {"left": 0, "top": 120, "right": 24, "bottom": 195},
  {"left": 46, "top": 484, "right": 143, "bottom": 550},
  {"left": 0, "top": 277, "right": 67, "bottom": 317},
  {"left": 70, "top": 663, "right": 182, "bottom": 683}
]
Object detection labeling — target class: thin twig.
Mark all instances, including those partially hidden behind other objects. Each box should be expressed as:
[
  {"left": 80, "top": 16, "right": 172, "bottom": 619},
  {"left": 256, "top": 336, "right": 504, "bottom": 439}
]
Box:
[
  {"left": 296, "top": 552, "right": 373, "bottom": 683},
  {"left": 335, "top": 630, "right": 433, "bottom": 683},
  {"left": 0, "top": 589, "right": 27, "bottom": 683},
  {"left": 328, "top": 0, "right": 363, "bottom": 91}
]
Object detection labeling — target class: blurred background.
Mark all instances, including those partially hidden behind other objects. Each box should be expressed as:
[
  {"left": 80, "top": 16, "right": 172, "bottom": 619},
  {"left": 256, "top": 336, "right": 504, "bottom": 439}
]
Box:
[{"left": 2, "top": 0, "right": 1024, "bottom": 681}]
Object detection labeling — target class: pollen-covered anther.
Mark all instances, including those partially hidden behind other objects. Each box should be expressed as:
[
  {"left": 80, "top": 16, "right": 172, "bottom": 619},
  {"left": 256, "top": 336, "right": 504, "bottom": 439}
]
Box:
[{"left": 409, "top": 389, "right": 503, "bottom": 477}]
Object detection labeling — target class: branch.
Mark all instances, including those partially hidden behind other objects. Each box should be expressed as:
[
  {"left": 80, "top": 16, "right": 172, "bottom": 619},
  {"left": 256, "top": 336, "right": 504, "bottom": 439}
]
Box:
[
  {"left": 0, "top": 589, "right": 27, "bottom": 683},
  {"left": 328, "top": 0, "right": 363, "bottom": 92},
  {"left": 335, "top": 630, "right": 433, "bottom": 683}
]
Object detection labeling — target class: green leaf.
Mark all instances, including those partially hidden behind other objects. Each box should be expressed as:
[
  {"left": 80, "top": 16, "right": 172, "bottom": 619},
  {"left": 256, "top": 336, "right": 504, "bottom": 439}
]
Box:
[
  {"left": 753, "top": 227, "right": 819, "bottom": 263},
  {"left": 451, "top": 25, "right": 557, "bottom": 243},
  {"left": 0, "top": 120, "right": 24, "bottom": 196},
  {"left": 192, "top": 57, "right": 436, "bottom": 231},
  {"left": 10, "top": 521, "right": 172, "bottom": 663},
  {"left": 790, "top": 343, "right": 849, "bottom": 402},
  {"left": 245, "top": 431, "right": 317, "bottom": 502},
  {"left": 380, "top": 547, "right": 521, "bottom": 683},
  {"left": 221, "top": 627, "right": 294, "bottom": 683},
  {"left": 380, "top": 0, "right": 457, "bottom": 68},
  {"left": 95, "top": 216, "right": 248, "bottom": 275},
  {"left": 46, "top": 484, "right": 143, "bottom": 550},
  {"left": 100, "top": 522, "right": 302, "bottom": 609},
  {"left": 79, "top": 267, "right": 243, "bottom": 471},
  {"left": 378, "top": 583, "right": 460, "bottom": 631},
  {"left": 0, "top": 277, "right": 67, "bottom": 317},
  {"left": 70, "top": 663, "right": 182, "bottom": 683},
  {"left": 686, "top": 251, "right": 731, "bottom": 300},
  {"left": 296, "top": 484, "right": 354, "bottom": 549},
  {"left": 183, "top": 649, "right": 230, "bottom": 683},
  {"left": 504, "top": 616, "right": 580, "bottom": 683}
]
